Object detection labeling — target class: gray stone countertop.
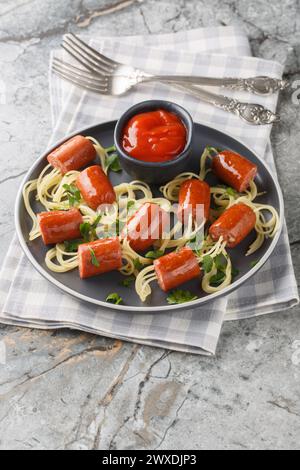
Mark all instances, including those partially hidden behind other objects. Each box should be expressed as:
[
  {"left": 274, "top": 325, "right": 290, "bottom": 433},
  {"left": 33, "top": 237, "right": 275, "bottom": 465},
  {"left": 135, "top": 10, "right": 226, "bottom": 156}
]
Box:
[{"left": 0, "top": 0, "right": 299, "bottom": 450}]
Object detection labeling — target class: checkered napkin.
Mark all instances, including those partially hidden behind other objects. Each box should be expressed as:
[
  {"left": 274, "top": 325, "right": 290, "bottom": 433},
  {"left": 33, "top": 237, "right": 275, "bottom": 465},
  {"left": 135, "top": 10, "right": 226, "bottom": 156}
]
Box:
[{"left": 0, "top": 27, "right": 298, "bottom": 355}]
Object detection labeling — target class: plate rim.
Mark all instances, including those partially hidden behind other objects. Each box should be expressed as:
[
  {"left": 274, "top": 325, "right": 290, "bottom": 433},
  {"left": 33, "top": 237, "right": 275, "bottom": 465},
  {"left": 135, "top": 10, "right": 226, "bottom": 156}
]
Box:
[{"left": 15, "top": 120, "right": 284, "bottom": 312}]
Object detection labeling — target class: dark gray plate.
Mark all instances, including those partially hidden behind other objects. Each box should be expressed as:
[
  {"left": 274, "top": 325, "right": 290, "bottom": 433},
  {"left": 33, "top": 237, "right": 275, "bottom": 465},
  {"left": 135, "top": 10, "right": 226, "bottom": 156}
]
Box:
[{"left": 15, "top": 121, "right": 284, "bottom": 312}]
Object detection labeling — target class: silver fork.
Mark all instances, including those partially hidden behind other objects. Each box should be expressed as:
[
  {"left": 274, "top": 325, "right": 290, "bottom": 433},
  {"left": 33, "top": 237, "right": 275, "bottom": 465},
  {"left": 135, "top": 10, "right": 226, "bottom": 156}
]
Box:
[
  {"left": 54, "top": 33, "right": 281, "bottom": 125},
  {"left": 62, "top": 33, "right": 287, "bottom": 96}
]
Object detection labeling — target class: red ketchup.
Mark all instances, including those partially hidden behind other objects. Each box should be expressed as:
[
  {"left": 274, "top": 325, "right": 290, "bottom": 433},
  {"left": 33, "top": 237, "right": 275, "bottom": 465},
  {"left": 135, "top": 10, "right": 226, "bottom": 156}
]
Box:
[{"left": 122, "top": 109, "right": 187, "bottom": 162}]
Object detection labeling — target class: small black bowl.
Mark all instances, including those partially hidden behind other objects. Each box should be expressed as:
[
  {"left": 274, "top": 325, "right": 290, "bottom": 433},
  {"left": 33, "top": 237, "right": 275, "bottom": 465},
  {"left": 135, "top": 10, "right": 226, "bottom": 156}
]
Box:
[{"left": 114, "top": 100, "right": 194, "bottom": 184}]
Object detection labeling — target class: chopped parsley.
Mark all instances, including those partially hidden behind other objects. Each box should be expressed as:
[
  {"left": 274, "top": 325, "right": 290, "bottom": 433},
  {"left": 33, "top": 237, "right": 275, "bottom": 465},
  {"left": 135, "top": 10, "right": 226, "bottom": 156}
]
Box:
[
  {"left": 89, "top": 248, "right": 100, "bottom": 267},
  {"left": 105, "top": 152, "right": 121, "bottom": 173},
  {"left": 105, "top": 145, "right": 116, "bottom": 153},
  {"left": 250, "top": 260, "right": 259, "bottom": 268},
  {"left": 127, "top": 200, "right": 136, "bottom": 211},
  {"left": 63, "top": 183, "right": 81, "bottom": 206},
  {"left": 216, "top": 185, "right": 238, "bottom": 197},
  {"left": 80, "top": 222, "right": 91, "bottom": 242},
  {"left": 145, "top": 250, "right": 164, "bottom": 260},
  {"left": 207, "top": 254, "right": 230, "bottom": 287},
  {"left": 226, "top": 187, "right": 237, "bottom": 197},
  {"left": 121, "top": 276, "right": 135, "bottom": 287},
  {"left": 209, "top": 271, "right": 226, "bottom": 286},
  {"left": 64, "top": 239, "right": 84, "bottom": 252},
  {"left": 133, "top": 259, "right": 144, "bottom": 271},
  {"left": 167, "top": 289, "right": 198, "bottom": 305},
  {"left": 186, "top": 234, "right": 204, "bottom": 253},
  {"left": 206, "top": 145, "right": 222, "bottom": 155},
  {"left": 116, "top": 218, "right": 123, "bottom": 236},
  {"left": 106, "top": 293, "right": 123, "bottom": 305},
  {"left": 214, "top": 253, "right": 227, "bottom": 271},
  {"left": 202, "top": 255, "right": 214, "bottom": 273},
  {"left": 80, "top": 215, "right": 101, "bottom": 242}
]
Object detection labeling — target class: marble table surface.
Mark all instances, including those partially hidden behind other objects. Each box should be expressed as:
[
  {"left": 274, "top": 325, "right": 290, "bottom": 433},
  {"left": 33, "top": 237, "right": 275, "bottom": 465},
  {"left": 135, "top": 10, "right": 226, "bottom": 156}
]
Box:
[{"left": 0, "top": 0, "right": 299, "bottom": 450}]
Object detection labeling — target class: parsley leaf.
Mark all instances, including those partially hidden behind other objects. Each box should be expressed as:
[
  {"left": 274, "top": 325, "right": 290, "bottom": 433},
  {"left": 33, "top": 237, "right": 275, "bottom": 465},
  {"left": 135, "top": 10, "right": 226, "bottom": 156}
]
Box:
[
  {"left": 202, "top": 255, "right": 214, "bottom": 273},
  {"left": 210, "top": 270, "right": 225, "bottom": 286},
  {"left": 106, "top": 293, "right": 123, "bottom": 305},
  {"left": 105, "top": 153, "right": 121, "bottom": 173},
  {"left": 121, "top": 276, "right": 135, "bottom": 287},
  {"left": 167, "top": 289, "right": 198, "bottom": 305},
  {"left": 226, "top": 187, "right": 237, "bottom": 197},
  {"left": 206, "top": 146, "right": 222, "bottom": 155},
  {"left": 133, "top": 259, "right": 144, "bottom": 271},
  {"left": 127, "top": 200, "right": 136, "bottom": 211},
  {"left": 105, "top": 145, "right": 116, "bottom": 153},
  {"left": 92, "top": 214, "right": 102, "bottom": 226},
  {"left": 186, "top": 234, "right": 204, "bottom": 253},
  {"left": 250, "top": 260, "right": 259, "bottom": 268},
  {"left": 89, "top": 248, "right": 100, "bottom": 267},
  {"left": 80, "top": 222, "right": 91, "bottom": 242},
  {"left": 116, "top": 218, "right": 123, "bottom": 236},
  {"left": 216, "top": 185, "right": 237, "bottom": 197},
  {"left": 80, "top": 215, "right": 101, "bottom": 242},
  {"left": 64, "top": 239, "right": 84, "bottom": 252},
  {"left": 214, "top": 253, "right": 227, "bottom": 271},
  {"left": 63, "top": 183, "right": 81, "bottom": 207},
  {"left": 145, "top": 250, "right": 164, "bottom": 260}
]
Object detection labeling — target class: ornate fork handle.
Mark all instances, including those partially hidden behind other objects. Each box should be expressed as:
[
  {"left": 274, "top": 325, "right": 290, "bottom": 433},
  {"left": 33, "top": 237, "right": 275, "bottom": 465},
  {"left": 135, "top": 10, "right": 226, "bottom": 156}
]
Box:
[
  {"left": 215, "top": 98, "right": 280, "bottom": 125},
  {"left": 220, "top": 76, "right": 288, "bottom": 95},
  {"left": 172, "top": 84, "right": 280, "bottom": 125},
  {"left": 137, "top": 73, "right": 288, "bottom": 96}
]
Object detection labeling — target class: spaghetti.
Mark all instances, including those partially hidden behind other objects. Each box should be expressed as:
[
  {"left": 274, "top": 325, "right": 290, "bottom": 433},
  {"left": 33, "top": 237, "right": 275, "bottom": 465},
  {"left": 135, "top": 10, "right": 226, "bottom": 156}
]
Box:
[{"left": 23, "top": 138, "right": 280, "bottom": 303}]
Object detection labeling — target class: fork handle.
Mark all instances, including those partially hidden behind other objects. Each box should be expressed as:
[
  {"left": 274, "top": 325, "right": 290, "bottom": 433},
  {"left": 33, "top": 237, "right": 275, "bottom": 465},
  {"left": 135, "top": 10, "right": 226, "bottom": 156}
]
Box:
[
  {"left": 145, "top": 75, "right": 241, "bottom": 86},
  {"left": 141, "top": 75, "right": 287, "bottom": 95},
  {"left": 171, "top": 83, "right": 279, "bottom": 125}
]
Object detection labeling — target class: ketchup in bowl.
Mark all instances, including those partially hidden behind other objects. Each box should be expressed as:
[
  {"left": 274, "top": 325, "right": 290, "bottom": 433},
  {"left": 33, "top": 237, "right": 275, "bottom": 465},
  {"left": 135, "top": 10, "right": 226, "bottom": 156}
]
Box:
[{"left": 122, "top": 109, "right": 187, "bottom": 163}]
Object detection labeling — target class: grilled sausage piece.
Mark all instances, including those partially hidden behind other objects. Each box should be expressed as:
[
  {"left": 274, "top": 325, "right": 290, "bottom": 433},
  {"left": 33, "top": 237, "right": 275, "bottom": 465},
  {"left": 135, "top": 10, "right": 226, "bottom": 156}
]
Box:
[
  {"left": 122, "top": 203, "right": 168, "bottom": 253},
  {"left": 78, "top": 237, "right": 122, "bottom": 279},
  {"left": 212, "top": 150, "right": 257, "bottom": 192},
  {"left": 47, "top": 135, "right": 96, "bottom": 174},
  {"left": 178, "top": 178, "right": 210, "bottom": 223},
  {"left": 209, "top": 203, "right": 256, "bottom": 248},
  {"left": 38, "top": 208, "right": 83, "bottom": 245},
  {"left": 76, "top": 165, "right": 116, "bottom": 210},
  {"left": 154, "top": 246, "right": 201, "bottom": 292}
]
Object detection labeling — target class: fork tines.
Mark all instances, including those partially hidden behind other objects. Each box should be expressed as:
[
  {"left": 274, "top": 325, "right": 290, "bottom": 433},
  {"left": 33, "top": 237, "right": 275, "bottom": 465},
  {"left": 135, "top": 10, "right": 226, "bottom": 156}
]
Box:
[
  {"left": 62, "top": 33, "right": 117, "bottom": 75},
  {"left": 52, "top": 57, "right": 109, "bottom": 93}
]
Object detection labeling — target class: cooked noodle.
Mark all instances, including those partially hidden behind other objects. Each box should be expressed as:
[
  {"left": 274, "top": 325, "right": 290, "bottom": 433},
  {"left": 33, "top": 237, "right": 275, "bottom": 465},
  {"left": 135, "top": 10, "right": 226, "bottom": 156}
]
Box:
[{"left": 23, "top": 139, "right": 280, "bottom": 303}]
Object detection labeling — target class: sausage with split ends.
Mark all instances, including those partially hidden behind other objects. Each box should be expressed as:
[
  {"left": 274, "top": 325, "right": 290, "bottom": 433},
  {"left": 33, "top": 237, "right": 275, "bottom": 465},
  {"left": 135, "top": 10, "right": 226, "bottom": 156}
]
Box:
[
  {"left": 47, "top": 135, "right": 96, "bottom": 174},
  {"left": 178, "top": 179, "right": 210, "bottom": 223},
  {"left": 209, "top": 203, "right": 256, "bottom": 248},
  {"left": 78, "top": 237, "right": 122, "bottom": 279},
  {"left": 154, "top": 246, "right": 201, "bottom": 292},
  {"left": 212, "top": 150, "right": 257, "bottom": 192},
  {"left": 38, "top": 208, "right": 83, "bottom": 245},
  {"left": 122, "top": 202, "right": 168, "bottom": 253},
  {"left": 76, "top": 165, "right": 116, "bottom": 210}
]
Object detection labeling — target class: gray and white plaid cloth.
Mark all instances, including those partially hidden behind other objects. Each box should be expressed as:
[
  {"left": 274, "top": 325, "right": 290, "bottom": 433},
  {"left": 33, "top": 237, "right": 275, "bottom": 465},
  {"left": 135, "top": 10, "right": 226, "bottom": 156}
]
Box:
[{"left": 0, "top": 26, "right": 298, "bottom": 355}]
